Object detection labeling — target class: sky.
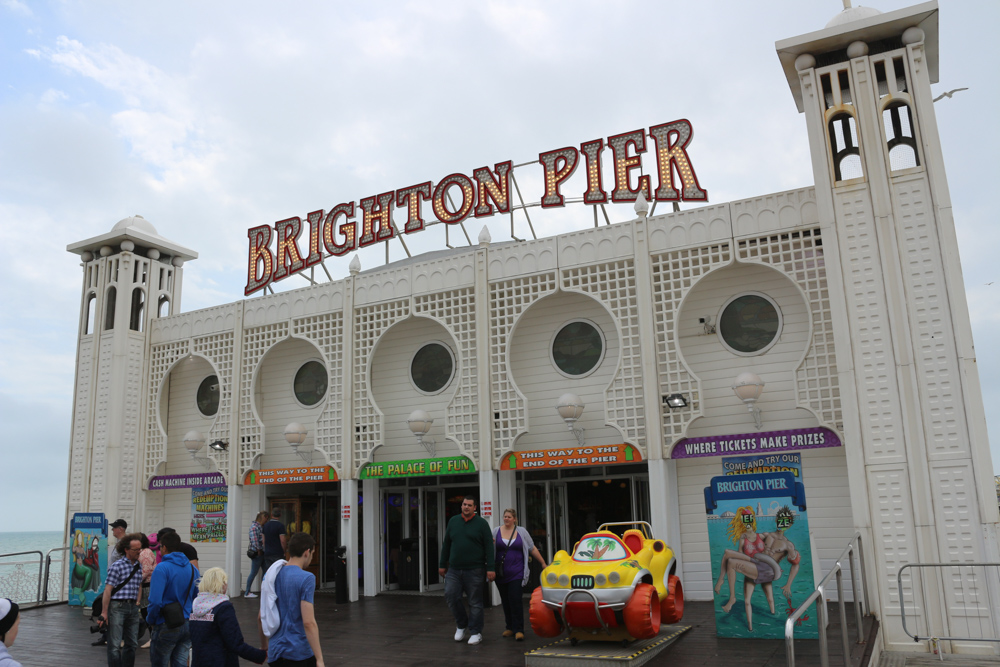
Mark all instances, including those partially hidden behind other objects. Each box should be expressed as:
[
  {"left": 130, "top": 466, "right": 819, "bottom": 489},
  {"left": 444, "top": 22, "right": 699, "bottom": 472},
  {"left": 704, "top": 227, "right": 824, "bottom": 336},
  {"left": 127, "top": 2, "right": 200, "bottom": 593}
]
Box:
[{"left": 1, "top": 1, "right": 997, "bottom": 534}]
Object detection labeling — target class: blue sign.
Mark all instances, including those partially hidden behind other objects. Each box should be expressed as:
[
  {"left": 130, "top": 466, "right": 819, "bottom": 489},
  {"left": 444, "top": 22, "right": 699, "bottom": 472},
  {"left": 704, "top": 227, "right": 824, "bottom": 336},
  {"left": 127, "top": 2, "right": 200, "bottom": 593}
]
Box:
[{"left": 68, "top": 512, "right": 107, "bottom": 607}]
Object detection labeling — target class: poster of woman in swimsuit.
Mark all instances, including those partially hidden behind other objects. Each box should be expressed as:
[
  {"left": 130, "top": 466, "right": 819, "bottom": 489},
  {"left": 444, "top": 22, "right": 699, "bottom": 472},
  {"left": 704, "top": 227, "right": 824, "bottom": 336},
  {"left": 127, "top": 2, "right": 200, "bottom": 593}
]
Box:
[{"left": 704, "top": 472, "right": 817, "bottom": 638}]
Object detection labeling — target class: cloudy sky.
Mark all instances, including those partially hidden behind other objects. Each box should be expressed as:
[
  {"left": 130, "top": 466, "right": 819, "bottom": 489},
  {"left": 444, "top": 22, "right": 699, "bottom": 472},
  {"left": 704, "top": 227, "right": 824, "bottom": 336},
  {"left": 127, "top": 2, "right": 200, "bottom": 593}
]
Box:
[{"left": 1, "top": 1, "right": 997, "bottom": 533}]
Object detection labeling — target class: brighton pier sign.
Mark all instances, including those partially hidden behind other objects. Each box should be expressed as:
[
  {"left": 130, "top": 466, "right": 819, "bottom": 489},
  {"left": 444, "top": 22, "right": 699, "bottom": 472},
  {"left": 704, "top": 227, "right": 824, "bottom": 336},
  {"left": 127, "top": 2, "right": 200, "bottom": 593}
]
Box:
[{"left": 245, "top": 120, "right": 709, "bottom": 295}]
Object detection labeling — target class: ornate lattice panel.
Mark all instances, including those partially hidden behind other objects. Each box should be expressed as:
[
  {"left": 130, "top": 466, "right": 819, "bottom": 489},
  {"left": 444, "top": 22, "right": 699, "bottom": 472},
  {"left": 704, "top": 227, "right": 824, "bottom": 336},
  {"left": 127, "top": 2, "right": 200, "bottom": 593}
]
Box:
[
  {"left": 144, "top": 340, "right": 191, "bottom": 482},
  {"left": 240, "top": 323, "right": 289, "bottom": 477},
  {"left": 119, "top": 336, "right": 145, "bottom": 505},
  {"left": 68, "top": 337, "right": 94, "bottom": 509},
  {"left": 489, "top": 273, "right": 557, "bottom": 458},
  {"left": 415, "top": 288, "right": 479, "bottom": 461},
  {"left": 562, "top": 260, "right": 645, "bottom": 449},
  {"left": 193, "top": 332, "right": 236, "bottom": 483},
  {"left": 651, "top": 244, "right": 731, "bottom": 447},
  {"left": 88, "top": 335, "right": 115, "bottom": 508},
  {"left": 353, "top": 300, "right": 409, "bottom": 470},
  {"left": 292, "top": 313, "right": 345, "bottom": 472},
  {"left": 738, "top": 228, "right": 842, "bottom": 427}
]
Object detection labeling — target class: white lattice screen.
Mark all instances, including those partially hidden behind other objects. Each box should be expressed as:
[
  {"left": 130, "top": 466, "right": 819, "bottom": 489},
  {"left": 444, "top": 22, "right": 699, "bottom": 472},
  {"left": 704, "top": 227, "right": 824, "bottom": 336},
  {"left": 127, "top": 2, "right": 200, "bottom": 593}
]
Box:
[
  {"left": 738, "top": 228, "right": 841, "bottom": 427},
  {"left": 651, "top": 243, "right": 732, "bottom": 446},
  {"left": 292, "top": 313, "right": 345, "bottom": 472},
  {"left": 489, "top": 273, "right": 557, "bottom": 458},
  {"left": 353, "top": 300, "right": 410, "bottom": 471},
  {"left": 239, "top": 323, "right": 289, "bottom": 477},
  {"left": 562, "top": 260, "right": 645, "bottom": 450},
  {"left": 193, "top": 332, "right": 235, "bottom": 483},
  {"left": 414, "top": 288, "right": 479, "bottom": 461},
  {"left": 144, "top": 340, "right": 191, "bottom": 482}
]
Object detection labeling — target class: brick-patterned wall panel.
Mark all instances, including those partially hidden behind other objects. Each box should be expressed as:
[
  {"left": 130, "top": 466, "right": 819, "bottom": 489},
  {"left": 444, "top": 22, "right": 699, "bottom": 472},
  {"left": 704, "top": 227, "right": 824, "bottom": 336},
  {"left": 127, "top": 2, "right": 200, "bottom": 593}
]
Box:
[
  {"left": 68, "top": 337, "right": 94, "bottom": 509},
  {"left": 868, "top": 465, "right": 918, "bottom": 622},
  {"left": 292, "top": 313, "right": 345, "bottom": 471},
  {"left": 119, "top": 336, "right": 145, "bottom": 505},
  {"left": 88, "top": 335, "right": 115, "bottom": 508}
]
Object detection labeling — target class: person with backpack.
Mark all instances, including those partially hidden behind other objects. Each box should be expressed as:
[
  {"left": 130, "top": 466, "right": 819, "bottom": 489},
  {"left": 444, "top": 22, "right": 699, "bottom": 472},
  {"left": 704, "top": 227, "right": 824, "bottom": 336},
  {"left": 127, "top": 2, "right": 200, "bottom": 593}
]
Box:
[
  {"left": 98, "top": 533, "right": 144, "bottom": 666},
  {"left": 146, "top": 531, "right": 200, "bottom": 667}
]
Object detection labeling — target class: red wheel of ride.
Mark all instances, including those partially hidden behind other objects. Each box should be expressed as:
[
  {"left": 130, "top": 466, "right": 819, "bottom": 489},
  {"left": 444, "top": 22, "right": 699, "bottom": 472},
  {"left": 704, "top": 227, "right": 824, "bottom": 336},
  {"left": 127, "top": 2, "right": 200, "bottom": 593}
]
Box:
[
  {"left": 660, "top": 575, "right": 685, "bottom": 624},
  {"left": 529, "top": 586, "right": 563, "bottom": 638},
  {"left": 623, "top": 583, "right": 660, "bottom": 639}
]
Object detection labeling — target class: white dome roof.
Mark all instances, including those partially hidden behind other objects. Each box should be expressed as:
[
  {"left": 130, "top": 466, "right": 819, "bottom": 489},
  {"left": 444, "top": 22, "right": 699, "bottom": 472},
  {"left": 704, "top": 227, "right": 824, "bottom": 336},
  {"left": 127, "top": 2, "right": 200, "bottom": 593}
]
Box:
[
  {"left": 826, "top": 5, "right": 883, "bottom": 29},
  {"left": 111, "top": 214, "right": 158, "bottom": 236}
]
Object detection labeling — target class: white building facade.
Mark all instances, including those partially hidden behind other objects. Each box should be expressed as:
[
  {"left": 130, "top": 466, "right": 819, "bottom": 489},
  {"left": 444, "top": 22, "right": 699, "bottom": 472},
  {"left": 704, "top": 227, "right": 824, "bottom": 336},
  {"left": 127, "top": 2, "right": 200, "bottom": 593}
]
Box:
[{"left": 63, "top": 2, "right": 1000, "bottom": 656}]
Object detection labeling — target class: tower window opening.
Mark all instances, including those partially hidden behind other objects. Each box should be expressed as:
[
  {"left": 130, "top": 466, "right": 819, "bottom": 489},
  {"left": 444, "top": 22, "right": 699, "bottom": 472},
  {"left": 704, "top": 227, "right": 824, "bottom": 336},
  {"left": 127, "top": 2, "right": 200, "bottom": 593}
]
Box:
[
  {"left": 837, "top": 70, "right": 853, "bottom": 105},
  {"left": 104, "top": 286, "right": 117, "bottom": 331},
  {"left": 158, "top": 268, "right": 165, "bottom": 291},
  {"left": 821, "top": 73, "right": 834, "bottom": 109},
  {"left": 157, "top": 296, "right": 170, "bottom": 318},
  {"left": 130, "top": 287, "right": 145, "bottom": 331},
  {"left": 84, "top": 292, "right": 97, "bottom": 335},
  {"left": 883, "top": 102, "right": 919, "bottom": 171},
  {"left": 828, "top": 112, "right": 863, "bottom": 181},
  {"left": 892, "top": 57, "right": 908, "bottom": 93}
]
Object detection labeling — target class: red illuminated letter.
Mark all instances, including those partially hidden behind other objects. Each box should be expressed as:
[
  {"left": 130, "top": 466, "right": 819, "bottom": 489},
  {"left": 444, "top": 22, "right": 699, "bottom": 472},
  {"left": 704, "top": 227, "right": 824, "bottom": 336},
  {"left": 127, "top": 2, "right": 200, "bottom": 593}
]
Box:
[
  {"left": 538, "top": 148, "right": 578, "bottom": 208},
  {"left": 245, "top": 224, "right": 274, "bottom": 295},
  {"left": 649, "top": 120, "right": 708, "bottom": 201},
  {"left": 358, "top": 192, "right": 396, "bottom": 247},
  {"left": 473, "top": 161, "right": 512, "bottom": 217},
  {"left": 396, "top": 183, "right": 432, "bottom": 233},
  {"left": 608, "top": 129, "right": 650, "bottom": 202},
  {"left": 272, "top": 217, "right": 306, "bottom": 282},
  {"left": 304, "top": 210, "right": 323, "bottom": 269},
  {"left": 322, "top": 202, "right": 356, "bottom": 256},
  {"left": 580, "top": 139, "right": 607, "bottom": 204},
  {"left": 432, "top": 173, "right": 475, "bottom": 224}
]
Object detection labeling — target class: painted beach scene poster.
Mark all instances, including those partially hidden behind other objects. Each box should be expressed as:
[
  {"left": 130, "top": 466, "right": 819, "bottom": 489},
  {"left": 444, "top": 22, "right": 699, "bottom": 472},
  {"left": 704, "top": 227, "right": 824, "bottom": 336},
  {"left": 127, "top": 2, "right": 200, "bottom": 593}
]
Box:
[
  {"left": 704, "top": 472, "right": 817, "bottom": 639},
  {"left": 68, "top": 512, "right": 107, "bottom": 607}
]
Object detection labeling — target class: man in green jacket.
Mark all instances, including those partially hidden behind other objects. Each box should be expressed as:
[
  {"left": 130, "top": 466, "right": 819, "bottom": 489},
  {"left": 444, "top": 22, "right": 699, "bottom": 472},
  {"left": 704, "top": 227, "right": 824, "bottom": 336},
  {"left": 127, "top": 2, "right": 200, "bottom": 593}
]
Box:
[{"left": 438, "top": 495, "right": 495, "bottom": 645}]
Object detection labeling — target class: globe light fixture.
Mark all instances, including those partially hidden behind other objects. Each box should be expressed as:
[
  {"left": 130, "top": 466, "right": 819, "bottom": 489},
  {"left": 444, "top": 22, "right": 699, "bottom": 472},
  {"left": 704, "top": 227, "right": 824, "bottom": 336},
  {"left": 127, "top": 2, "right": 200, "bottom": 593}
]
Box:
[
  {"left": 732, "top": 372, "right": 765, "bottom": 430},
  {"left": 556, "top": 393, "right": 586, "bottom": 446}
]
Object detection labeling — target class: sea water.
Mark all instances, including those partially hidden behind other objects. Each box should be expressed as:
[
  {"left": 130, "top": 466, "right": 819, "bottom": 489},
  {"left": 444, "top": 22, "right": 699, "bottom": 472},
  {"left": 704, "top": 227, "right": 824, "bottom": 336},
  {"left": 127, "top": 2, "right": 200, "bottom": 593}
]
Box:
[{"left": 0, "top": 531, "right": 67, "bottom": 603}]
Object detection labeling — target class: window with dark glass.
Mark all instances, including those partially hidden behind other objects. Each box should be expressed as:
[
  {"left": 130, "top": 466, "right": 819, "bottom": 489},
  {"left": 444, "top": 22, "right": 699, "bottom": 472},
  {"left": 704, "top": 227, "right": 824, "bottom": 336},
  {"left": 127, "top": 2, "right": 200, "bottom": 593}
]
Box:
[
  {"left": 719, "top": 294, "right": 781, "bottom": 354},
  {"left": 551, "top": 321, "right": 604, "bottom": 376},
  {"left": 410, "top": 343, "right": 454, "bottom": 394},
  {"left": 294, "top": 361, "right": 328, "bottom": 406},
  {"left": 196, "top": 375, "right": 220, "bottom": 417}
]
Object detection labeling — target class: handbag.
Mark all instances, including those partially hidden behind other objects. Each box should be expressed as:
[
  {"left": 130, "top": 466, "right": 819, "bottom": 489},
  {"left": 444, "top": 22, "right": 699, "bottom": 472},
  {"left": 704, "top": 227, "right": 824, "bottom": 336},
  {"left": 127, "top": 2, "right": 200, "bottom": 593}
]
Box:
[
  {"left": 161, "top": 564, "right": 196, "bottom": 629},
  {"left": 247, "top": 547, "right": 259, "bottom": 560}
]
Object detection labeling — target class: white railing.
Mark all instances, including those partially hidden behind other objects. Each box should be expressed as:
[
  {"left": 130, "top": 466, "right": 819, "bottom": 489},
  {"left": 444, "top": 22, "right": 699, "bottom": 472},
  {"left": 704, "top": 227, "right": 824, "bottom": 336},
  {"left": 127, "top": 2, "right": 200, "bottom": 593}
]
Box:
[{"left": 0, "top": 548, "right": 69, "bottom": 606}]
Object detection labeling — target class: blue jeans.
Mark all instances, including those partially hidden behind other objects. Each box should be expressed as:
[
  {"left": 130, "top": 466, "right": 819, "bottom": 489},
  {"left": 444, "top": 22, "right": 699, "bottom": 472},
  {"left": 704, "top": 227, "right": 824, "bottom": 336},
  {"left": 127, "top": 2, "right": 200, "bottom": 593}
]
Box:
[
  {"left": 445, "top": 567, "right": 485, "bottom": 635},
  {"left": 150, "top": 621, "right": 191, "bottom": 667},
  {"left": 107, "top": 599, "right": 140, "bottom": 667},
  {"left": 246, "top": 555, "right": 264, "bottom": 593}
]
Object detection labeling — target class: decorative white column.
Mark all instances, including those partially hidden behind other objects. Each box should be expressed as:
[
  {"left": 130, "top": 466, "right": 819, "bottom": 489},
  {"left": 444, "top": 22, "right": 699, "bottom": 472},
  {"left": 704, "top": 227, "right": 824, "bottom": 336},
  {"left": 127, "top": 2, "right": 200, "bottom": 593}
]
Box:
[
  {"left": 362, "top": 478, "right": 378, "bottom": 597},
  {"left": 340, "top": 478, "right": 359, "bottom": 601}
]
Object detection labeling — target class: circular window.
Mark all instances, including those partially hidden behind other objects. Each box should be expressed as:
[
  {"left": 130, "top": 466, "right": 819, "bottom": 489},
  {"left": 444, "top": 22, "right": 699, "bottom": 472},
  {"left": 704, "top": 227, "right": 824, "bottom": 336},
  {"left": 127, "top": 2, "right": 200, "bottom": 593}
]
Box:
[
  {"left": 551, "top": 320, "right": 605, "bottom": 377},
  {"left": 196, "top": 375, "right": 220, "bottom": 417},
  {"left": 410, "top": 342, "right": 455, "bottom": 394},
  {"left": 718, "top": 293, "right": 782, "bottom": 355},
  {"left": 293, "top": 360, "right": 328, "bottom": 407}
]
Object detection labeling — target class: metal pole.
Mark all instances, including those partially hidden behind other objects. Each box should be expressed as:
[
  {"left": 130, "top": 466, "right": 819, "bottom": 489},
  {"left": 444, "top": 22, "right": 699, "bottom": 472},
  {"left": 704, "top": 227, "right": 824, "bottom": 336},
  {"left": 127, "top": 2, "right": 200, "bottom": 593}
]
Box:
[
  {"left": 817, "top": 585, "right": 830, "bottom": 667},
  {"left": 850, "top": 543, "right": 863, "bottom": 642},
  {"left": 837, "top": 568, "right": 850, "bottom": 667}
]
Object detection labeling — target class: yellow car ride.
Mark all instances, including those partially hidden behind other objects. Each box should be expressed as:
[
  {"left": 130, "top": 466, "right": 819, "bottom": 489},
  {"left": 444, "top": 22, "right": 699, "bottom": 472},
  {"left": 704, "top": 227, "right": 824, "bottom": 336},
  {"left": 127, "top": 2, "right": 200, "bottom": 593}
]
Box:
[{"left": 529, "top": 521, "right": 684, "bottom": 644}]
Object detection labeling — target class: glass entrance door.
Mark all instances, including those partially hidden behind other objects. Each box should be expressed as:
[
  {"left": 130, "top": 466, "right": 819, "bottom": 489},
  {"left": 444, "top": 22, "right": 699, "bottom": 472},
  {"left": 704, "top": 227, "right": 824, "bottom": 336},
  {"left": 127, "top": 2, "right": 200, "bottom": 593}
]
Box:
[
  {"left": 269, "top": 497, "right": 321, "bottom": 581},
  {"left": 381, "top": 491, "right": 404, "bottom": 590},
  {"left": 422, "top": 489, "right": 443, "bottom": 589}
]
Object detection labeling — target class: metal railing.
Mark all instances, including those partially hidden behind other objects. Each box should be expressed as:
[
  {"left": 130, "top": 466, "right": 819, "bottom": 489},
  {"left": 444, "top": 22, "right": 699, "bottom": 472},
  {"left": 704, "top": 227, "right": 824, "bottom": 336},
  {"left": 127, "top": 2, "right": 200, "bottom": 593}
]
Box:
[
  {"left": 785, "top": 532, "right": 871, "bottom": 667},
  {"left": 897, "top": 562, "right": 1000, "bottom": 653},
  {"left": 0, "top": 548, "right": 69, "bottom": 606}
]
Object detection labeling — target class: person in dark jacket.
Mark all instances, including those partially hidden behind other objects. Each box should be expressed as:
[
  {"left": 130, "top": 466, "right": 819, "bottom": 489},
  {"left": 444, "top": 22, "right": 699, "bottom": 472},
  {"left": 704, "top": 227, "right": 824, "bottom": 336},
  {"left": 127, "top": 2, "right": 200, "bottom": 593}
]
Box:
[{"left": 190, "top": 568, "right": 266, "bottom": 667}]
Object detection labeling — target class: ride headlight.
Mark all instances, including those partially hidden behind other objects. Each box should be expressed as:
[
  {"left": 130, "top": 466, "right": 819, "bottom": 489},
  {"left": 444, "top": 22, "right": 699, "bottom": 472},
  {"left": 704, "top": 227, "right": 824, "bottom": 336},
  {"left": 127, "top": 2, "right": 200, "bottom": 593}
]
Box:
[
  {"left": 558, "top": 574, "right": 570, "bottom": 587},
  {"left": 595, "top": 573, "right": 607, "bottom": 586},
  {"left": 608, "top": 571, "right": 621, "bottom": 584},
  {"left": 546, "top": 572, "right": 558, "bottom": 585}
]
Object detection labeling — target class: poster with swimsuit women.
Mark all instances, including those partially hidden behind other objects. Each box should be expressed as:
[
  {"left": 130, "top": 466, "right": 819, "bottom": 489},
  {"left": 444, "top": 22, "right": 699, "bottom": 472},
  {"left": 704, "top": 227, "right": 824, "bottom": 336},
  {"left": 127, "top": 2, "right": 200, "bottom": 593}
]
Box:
[{"left": 704, "top": 472, "right": 817, "bottom": 639}]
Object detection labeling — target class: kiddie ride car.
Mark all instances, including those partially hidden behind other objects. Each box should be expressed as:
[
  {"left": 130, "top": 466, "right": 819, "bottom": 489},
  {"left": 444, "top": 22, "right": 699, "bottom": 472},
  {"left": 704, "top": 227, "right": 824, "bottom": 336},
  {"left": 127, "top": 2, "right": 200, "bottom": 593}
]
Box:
[{"left": 529, "top": 521, "right": 684, "bottom": 645}]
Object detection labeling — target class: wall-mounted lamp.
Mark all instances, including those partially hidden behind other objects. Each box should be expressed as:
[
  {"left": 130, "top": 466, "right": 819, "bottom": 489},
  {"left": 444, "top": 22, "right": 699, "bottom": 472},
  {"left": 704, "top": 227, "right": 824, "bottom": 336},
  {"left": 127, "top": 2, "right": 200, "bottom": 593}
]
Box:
[
  {"left": 407, "top": 410, "right": 436, "bottom": 457},
  {"left": 284, "top": 422, "right": 311, "bottom": 464},
  {"left": 208, "top": 439, "right": 228, "bottom": 452},
  {"left": 732, "top": 372, "right": 765, "bottom": 430},
  {"left": 556, "top": 393, "right": 586, "bottom": 447},
  {"left": 183, "top": 430, "right": 211, "bottom": 469},
  {"left": 663, "top": 393, "right": 688, "bottom": 409}
]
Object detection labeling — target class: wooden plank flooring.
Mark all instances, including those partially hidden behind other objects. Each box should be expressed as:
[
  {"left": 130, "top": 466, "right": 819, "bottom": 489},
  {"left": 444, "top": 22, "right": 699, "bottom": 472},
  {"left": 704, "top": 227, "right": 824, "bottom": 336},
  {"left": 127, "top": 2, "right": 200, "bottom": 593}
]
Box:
[{"left": 12, "top": 595, "right": 870, "bottom": 667}]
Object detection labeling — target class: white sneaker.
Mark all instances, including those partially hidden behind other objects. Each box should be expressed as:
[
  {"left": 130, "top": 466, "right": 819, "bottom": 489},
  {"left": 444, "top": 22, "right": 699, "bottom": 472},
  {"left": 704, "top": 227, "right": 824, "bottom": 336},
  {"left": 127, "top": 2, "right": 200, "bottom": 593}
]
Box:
[
  {"left": 454, "top": 627, "right": 467, "bottom": 642},
  {"left": 245, "top": 593, "right": 258, "bottom": 598},
  {"left": 468, "top": 633, "right": 483, "bottom": 645}
]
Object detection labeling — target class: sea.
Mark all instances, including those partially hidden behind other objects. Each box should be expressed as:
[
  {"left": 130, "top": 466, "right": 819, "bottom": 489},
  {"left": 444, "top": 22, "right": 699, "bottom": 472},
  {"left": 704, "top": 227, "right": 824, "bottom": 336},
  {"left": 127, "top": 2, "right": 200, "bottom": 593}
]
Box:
[{"left": 0, "top": 531, "right": 67, "bottom": 604}]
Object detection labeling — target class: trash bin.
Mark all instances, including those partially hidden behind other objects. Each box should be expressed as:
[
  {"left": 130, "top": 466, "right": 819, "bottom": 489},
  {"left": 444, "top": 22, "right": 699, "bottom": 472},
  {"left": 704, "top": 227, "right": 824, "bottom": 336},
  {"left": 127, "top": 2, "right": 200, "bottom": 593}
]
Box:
[
  {"left": 398, "top": 538, "right": 420, "bottom": 590},
  {"left": 334, "top": 545, "right": 348, "bottom": 604}
]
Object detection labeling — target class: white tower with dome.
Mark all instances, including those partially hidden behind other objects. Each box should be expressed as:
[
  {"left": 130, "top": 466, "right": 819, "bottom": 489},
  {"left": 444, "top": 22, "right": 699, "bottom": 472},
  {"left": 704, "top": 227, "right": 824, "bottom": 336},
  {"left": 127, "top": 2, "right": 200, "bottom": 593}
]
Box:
[{"left": 65, "top": 216, "right": 197, "bottom": 529}]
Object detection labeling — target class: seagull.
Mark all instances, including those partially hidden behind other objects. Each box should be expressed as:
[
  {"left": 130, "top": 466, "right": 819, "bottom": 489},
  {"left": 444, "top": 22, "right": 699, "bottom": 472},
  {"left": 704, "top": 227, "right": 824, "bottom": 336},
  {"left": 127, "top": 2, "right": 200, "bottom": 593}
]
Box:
[
  {"left": 986, "top": 282, "right": 994, "bottom": 286},
  {"left": 933, "top": 88, "right": 968, "bottom": 102}
]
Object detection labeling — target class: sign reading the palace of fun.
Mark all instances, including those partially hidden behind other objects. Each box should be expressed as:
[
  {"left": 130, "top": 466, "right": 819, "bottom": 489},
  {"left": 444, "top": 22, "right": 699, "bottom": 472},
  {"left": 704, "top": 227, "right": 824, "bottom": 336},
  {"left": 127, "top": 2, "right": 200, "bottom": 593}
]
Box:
[
  {"left": 245, "top": 121, "right": 709, "bottom": 295},
  {"left": 358, "top": 455, "right": 474, "bottom": 479},
  {"left": 500, "top": 443, "right": 641, "bottom": 470}
]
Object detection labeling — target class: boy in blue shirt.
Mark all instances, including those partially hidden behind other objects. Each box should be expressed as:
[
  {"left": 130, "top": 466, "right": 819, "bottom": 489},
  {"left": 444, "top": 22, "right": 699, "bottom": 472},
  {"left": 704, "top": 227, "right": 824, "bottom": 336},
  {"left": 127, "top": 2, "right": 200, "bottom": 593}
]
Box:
[{"left": 260, "top": 532, "right": 324, "bottom": 667}]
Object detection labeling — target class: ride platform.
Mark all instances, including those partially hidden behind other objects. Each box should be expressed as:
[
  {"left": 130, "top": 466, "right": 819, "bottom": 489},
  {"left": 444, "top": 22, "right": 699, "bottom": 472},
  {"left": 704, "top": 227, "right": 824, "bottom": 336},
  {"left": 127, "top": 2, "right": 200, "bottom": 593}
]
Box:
[{"left": 524, "top": 624, "right": 691, "bottom": 667}]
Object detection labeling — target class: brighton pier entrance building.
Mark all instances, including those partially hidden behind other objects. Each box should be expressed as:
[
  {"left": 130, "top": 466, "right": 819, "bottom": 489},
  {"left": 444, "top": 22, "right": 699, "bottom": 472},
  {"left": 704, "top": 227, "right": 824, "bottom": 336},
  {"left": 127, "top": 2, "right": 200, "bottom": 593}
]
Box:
[{"left": 63, "top": 1, "right": 1000, "bottom": 656}]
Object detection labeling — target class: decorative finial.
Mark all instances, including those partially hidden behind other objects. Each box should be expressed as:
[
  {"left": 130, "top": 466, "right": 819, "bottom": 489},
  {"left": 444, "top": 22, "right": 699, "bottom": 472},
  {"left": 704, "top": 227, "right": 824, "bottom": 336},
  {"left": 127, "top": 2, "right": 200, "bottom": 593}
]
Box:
[
  {"left": 634, "top": 191, "right": 649, "bottom": 218},
  {"left": 478, "top": 226, "right": 492, "bottom": 246},
  {"left": 349, "top": 255, "right": 361, "bottom": 275}
]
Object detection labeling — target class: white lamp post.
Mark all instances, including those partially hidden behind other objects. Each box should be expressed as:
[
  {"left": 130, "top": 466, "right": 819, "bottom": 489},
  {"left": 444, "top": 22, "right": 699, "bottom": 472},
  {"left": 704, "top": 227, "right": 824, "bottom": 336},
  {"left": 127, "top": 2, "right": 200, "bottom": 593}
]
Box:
[
  {"left": 732, "top": 372, "right": 765, "bottom": 430},
  {"left": 556, "top": 393, "right": 586, "bottom": 446}
]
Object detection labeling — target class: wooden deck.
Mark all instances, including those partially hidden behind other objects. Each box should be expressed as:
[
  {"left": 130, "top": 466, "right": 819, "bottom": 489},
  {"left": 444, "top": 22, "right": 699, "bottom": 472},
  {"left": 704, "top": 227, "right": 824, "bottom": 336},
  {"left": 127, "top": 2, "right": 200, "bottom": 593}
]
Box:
[{"left": 12, "top": 595, "right": 872, "bottom": 667}]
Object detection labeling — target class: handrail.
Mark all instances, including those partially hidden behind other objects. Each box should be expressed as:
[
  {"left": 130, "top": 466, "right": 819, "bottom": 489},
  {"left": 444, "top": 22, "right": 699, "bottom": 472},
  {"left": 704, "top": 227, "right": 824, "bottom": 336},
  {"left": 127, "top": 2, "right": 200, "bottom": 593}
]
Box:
[
  {"left": 897, "top": 562, "right": 1000, "bottom": 645},
  {"left": 42, "top": 547, "right": 71, "bottom": 603},
  {"left": 0, "top": 550, "right": 44, "bottom": 605},
  {"left": 785, "top": 532, "right": 871, "bottom": 667}
]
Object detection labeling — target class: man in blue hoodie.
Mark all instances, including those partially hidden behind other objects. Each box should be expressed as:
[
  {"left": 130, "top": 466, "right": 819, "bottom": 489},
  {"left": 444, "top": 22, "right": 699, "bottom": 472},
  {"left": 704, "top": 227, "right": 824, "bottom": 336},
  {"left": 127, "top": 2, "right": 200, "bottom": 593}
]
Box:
[{"left": 147, "top": 532, "right": 199, "bottom": 667}]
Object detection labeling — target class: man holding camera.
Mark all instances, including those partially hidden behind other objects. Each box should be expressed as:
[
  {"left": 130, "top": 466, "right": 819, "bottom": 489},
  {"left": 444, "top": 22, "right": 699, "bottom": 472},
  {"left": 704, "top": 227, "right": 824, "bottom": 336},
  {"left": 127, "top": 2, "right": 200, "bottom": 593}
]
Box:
[
  {"left": 146, "top": 532, "right": 199, "bottom": 667},
  {"left": 98, "top": 533, "right": 143, "bottom": 667}
]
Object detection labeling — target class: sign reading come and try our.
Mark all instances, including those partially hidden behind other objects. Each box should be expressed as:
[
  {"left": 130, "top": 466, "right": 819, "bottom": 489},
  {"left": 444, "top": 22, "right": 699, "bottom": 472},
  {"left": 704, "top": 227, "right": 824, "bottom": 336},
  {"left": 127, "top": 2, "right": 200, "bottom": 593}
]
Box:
[{"left": 245, "top": 121, "right": 709, "bottom": 295}]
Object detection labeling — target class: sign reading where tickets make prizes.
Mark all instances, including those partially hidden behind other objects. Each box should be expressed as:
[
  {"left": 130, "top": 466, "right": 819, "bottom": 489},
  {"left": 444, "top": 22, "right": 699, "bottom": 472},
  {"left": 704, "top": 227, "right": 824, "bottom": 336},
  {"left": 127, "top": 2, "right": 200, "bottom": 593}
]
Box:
[
  {"left": 191, "top": 485, "right": 228, "bottom": 543},
  {"left": 244, "top": 466, "right": 339, "bottom": 485},
  {"left": 500, "top": 443, "right": 641, "bottom": 470},
  {"left": 359, "top": 455, "right": 475, "bottom": 479}
]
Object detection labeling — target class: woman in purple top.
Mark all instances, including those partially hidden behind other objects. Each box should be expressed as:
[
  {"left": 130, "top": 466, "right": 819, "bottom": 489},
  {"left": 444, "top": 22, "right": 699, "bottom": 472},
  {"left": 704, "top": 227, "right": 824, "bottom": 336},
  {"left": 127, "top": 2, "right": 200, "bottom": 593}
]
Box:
[{"left": 494, "top": 509, "right": 547, "bottom": 640}]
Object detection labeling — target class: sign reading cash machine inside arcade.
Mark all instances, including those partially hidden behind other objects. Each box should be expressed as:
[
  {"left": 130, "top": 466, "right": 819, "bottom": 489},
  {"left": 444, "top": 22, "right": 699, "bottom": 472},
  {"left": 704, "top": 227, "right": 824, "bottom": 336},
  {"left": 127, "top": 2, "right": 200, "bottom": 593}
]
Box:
[{"left": 244, "top": 120, "right": 709, "bottom": 295}]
